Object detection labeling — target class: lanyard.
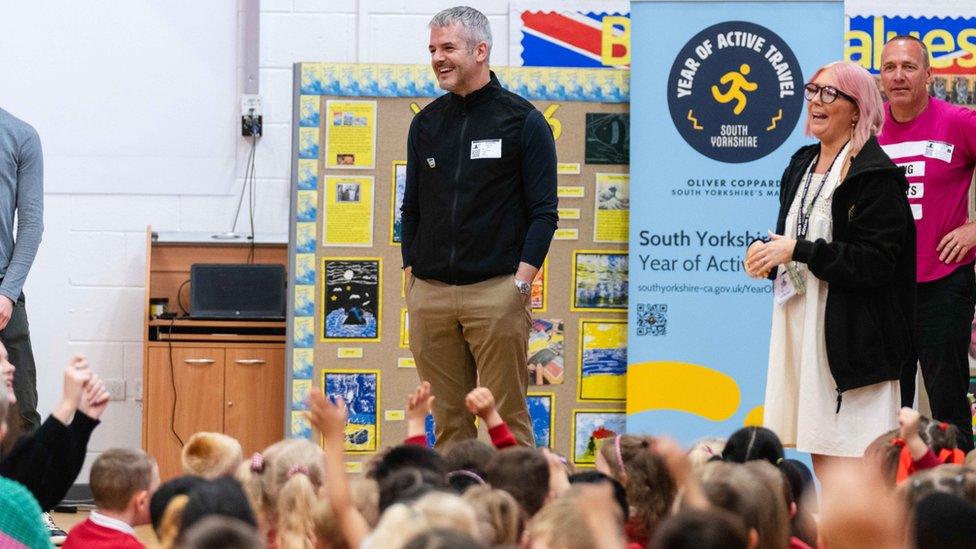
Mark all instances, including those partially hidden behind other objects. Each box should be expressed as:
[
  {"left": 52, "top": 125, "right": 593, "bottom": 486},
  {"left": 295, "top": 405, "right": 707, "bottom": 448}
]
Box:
[{"left": 796, "top": 141, "right": 849, "bottom": 240}]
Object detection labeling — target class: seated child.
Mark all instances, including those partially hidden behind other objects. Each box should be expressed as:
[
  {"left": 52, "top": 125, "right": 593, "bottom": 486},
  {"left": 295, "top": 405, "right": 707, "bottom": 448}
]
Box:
[
  {"left": 63, "top": 448, "right": 160, "bottom": 548},
  {"left": 181, "top": 432, "right": 243, "bottom": 479},
  {"left": 0, "top": 381, "right": 48, "bottom": 548}
]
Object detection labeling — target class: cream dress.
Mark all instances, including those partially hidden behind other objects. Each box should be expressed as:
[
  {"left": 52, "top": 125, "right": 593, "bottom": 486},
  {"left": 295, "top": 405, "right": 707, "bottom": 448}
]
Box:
[{"left": 764, "top": 145, "right": 899, "bottom": 457}]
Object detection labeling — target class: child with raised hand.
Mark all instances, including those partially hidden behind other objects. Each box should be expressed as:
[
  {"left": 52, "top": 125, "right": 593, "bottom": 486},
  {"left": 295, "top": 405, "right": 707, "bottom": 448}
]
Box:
[
  {"left": 1, "top": 353, "right": 110, "bottom": 513},
  {"left": 0, "top": 378, "right": 48, "bottom": 549},
  {"left": 307, "top": 388, "right": 371, "bottom": 549},
  {"left": 63, "top": 448, "right": 160, "bottom": 548},
  {"left": 404, "top": 383, "right": 517, "bottom": 449}
]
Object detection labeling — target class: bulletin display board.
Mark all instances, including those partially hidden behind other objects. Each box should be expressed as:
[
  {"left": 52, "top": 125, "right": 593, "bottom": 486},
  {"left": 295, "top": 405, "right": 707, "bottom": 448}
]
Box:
[{"left": 288, "top": 62, "right": 630, "bottom": 468}]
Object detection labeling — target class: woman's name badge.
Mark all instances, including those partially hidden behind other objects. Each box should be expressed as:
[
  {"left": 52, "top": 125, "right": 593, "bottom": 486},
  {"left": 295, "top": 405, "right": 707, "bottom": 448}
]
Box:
[{"left": 774, "top": 264, "right": 805, "bottom": 306}]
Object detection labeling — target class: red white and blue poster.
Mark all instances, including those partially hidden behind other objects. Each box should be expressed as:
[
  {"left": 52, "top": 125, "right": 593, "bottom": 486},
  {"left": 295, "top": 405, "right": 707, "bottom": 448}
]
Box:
[{"left": 509, "top": 1, "right": 630, "bottom": 68}]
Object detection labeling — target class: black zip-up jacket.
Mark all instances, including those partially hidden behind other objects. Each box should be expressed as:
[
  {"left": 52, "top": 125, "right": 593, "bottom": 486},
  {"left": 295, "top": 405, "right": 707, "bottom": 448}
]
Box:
[
  {"left": 775, "top": 136, "right": 916, "bottom": 408},
  {"left": 401, "top": 72, "right": 558, "bottom": 284}
]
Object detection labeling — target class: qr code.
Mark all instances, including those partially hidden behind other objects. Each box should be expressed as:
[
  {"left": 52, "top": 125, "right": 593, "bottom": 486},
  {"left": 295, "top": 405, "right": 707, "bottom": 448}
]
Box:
[{"left": 636, "top": 303, "right": 667, "bottom": 336}]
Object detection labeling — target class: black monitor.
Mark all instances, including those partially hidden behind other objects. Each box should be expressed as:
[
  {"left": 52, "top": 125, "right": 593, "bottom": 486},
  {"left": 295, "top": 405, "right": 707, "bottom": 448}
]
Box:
[{"left": 190, "top": 264, "right": 286, "bottom": 319}]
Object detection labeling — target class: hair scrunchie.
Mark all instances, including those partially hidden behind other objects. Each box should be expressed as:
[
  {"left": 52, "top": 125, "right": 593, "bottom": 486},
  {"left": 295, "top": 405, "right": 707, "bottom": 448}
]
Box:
[
  {"left": 250, "top": 452, "right": 265, "bottom": 473},
  {"left": 287, "top": 464, "right": 310, "bottom": 478}
]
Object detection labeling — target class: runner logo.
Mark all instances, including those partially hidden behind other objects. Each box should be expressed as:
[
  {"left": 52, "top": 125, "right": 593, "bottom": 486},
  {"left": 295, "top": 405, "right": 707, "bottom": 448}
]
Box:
[{"left": 668, "top": 21, "right": 803, "bottom": 163}]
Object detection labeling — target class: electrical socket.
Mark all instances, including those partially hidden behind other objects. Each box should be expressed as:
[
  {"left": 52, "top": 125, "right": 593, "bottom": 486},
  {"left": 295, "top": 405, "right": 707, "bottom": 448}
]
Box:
[
  {"left": 241, "top": 94, "right": 263, "bottom": 137},
  {"left": 105, "top": 378, "right": 126, "bottom": 401},
  {"left": 133, "top": 379, "right": 143, "bottom": 402}
]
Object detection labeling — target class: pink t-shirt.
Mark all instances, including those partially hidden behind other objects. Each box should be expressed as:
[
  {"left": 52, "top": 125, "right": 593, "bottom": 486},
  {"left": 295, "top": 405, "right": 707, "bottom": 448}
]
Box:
[{"left": 877, "top": 98, "right": 976, "bottom": 282}]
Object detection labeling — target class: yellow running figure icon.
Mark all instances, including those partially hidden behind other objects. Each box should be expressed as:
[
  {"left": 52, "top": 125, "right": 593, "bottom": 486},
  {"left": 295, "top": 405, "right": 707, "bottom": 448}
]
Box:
[{"left": 711, "top": 64, "right": 758, "bottom": 115}]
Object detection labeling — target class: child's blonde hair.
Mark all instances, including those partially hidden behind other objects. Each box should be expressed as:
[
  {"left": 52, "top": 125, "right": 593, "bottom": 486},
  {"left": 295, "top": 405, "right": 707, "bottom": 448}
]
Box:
[
  {"left": 698, "top": 461, "right": 790, "bottom": 549},
  {"left": 236, "top": 439, "right": 323, "bottom": 549},
  {"left": 688, "top": 437, "right": 727, "bottom": 469},
  {"left": 157, "top": 494, "right": 190, "bottom": 549},
  {"left": 462, "top": 485, "right": 523, "bottom": 545},
  {"left": 311, "top": 498, "right": 349, "bottom": 549},
  {"left": 367, "top": 492, "right": 479, "bottom": 549},
  {"left": 181, "top": 432, "right": 243, "bottom": 479}
]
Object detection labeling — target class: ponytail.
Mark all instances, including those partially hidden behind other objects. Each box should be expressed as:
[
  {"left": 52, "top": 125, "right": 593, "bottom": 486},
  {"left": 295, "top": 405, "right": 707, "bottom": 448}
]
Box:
[{"left": 275, "top": 472, "right": 318, "bottom": 549}]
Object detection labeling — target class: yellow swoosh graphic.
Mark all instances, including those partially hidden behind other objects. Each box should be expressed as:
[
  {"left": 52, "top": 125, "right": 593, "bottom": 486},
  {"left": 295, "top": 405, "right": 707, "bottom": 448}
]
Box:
[{"left": 627, "top": 360, "right": 740, "bottom": 421}]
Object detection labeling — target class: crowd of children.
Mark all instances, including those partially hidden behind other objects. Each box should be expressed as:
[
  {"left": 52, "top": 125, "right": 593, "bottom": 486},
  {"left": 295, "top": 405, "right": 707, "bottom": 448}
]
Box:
[{"left": 1, "top": 352, "right": 976, "bottom": 548}]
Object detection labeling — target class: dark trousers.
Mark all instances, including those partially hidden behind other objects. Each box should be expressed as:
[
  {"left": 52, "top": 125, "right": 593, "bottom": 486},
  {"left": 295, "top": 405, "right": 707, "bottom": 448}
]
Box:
[
  {"left": 900, "top": 264, "right": 975, "bottom": 452},
  {"left": 2, "top": 293, "right": 40, "bottom": 432}
]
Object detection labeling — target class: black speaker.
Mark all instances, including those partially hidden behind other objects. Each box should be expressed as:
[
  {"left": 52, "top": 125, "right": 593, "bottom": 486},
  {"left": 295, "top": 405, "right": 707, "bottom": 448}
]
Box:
[{"left": 190, "top": 264, "right": 286, "bottom": 319}]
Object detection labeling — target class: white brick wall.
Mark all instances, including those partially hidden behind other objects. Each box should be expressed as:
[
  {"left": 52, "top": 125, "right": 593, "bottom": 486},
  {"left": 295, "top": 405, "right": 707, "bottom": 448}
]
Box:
[{"left": 30, "top": 0, "right": 577, "bottom": 483}]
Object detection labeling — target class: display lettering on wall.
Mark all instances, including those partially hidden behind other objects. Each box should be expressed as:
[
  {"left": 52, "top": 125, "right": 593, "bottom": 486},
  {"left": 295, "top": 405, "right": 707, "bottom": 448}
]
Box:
[{"left": 846, "top": 16, "right": 976, "bottom": 74}]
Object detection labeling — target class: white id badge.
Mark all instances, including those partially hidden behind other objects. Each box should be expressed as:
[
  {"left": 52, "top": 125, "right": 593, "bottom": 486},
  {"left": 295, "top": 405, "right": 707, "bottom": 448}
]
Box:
[
  {"left": 774, "top": 269, "right": 797, "bottom": 306},
  {"left": 923, "top": 140, "right": 954, "bottom": 163},
  {"left": 470, "top": 139, "right": 502, "bottom": 159}
]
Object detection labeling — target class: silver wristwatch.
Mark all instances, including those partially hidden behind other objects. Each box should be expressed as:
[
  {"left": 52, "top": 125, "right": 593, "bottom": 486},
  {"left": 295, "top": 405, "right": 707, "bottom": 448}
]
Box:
[{"left": 514, "top": 278, "right": 532, "bottom": 295}]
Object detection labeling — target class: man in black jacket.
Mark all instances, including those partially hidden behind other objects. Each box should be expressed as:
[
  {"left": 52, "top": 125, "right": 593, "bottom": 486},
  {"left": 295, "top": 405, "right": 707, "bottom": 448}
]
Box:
[{"left": 401, "top": 6, "right": 558, "bottom": 447}]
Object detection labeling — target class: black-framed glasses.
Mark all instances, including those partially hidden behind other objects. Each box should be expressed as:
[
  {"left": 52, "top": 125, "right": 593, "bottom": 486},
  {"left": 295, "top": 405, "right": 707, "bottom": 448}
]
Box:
[{"left": 804, "top": 83, "right": 857, "bottom": 105}]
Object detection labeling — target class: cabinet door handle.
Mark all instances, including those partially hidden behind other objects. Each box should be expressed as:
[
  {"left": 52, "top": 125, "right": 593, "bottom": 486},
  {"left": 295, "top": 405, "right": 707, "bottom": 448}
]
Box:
[
  {"left": 183, "top": 358, "right": 216, "bottom": 365},
  {"left": 234, "top": 359, "right": 267, "bottom": 365}
]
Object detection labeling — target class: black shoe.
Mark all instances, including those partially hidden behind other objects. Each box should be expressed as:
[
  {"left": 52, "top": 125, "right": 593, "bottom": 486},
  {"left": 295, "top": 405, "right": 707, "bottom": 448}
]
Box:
[{"left": 42, "top": 512, "right": 67, "bottom": 546}]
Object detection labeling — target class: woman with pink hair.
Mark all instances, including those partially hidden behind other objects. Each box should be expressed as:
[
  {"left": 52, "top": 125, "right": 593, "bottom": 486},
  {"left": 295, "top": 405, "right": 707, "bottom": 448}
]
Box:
[{"left": 744, "top": 62, "right": 916, "bottom": 478}]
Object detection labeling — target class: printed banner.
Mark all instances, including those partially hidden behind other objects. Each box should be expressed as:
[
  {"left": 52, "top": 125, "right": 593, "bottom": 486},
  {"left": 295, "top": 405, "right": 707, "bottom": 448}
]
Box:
[{"left": 627, "top": 2, "right": 843, "bottom": 443}]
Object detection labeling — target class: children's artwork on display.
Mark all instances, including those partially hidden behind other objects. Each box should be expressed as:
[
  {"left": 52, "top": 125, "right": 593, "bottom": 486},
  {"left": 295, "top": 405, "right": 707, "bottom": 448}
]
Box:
[
  {"left": 322, "top": 258, "right": 382, "bottom": 342},
  {"left": 425, "top": 414, "right": 436, "bottom": 448},
  {"left": 528, "top": 318, "right": 564, "bottom": 385},
  {"left": 291, "top": 411, "right": 312, "bottom": 439},
  {"left": 294, "top": 285, "right": 315, "bottom": 317},
  {"left": 324, "top": 100, "right": 377, "bottom": 169},
  {"left": 585, "top": 113, "right": 629, "bottom": 164},
  {"left": 295, "top": 222, "right": 316, "bottom": 253},
  {"left": 578, "top": 319, "right": 627, "bottom": 401},
  {"left": 572, "top": 410, "right": 625, "bottom": 465},
  {"left": 294, "top": 316, "right": 314, "bottom": 348},
  {"left": 323, "top": 176, "right": 374, "bottom": 247},
  {"left": 293, "top": 348, "right": 314, "bottom": 379},
  {"left": 572, "top": 250, "right": 628, "bottom": 312},
  {"left": 527, "top": 393, "right": 555, "bottom": 448},
  {"left": 593, "top": 173, "right": 630, "bottom": 243},
  {"left": 300, "top": 95, "right": 321, "bottom": 127},
  {"left": 295, "top": 253, "right": 315, "bottom": 285},
  {"left": 400, "top": 308, "right": 410, "bottom": 348},
  {"left": 390, "top": 161, "right": 407, "bottom": 244},
  {"left": 531, "top": 258, "right": 548, "bottom": 311},
  {"left": 297, "top": 190, "right": 318, "bottom": 222},
  {"left": 323, "top": 370, "right": 380, "bottom": 453},
  {"left": 298, "top": 159, "right": 318, "bottom": 190},
  {"left": 292, "top": 379, "right": 312, "bottom": 410},
  {"left": 299, "top": 127, "right": 320, "bottom": 159}
]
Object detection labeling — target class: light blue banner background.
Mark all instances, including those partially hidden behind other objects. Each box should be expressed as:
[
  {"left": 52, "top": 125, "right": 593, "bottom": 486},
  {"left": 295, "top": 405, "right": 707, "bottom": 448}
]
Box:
[{"left": 627, "top": 1, "right": 843, "bottom": 444}]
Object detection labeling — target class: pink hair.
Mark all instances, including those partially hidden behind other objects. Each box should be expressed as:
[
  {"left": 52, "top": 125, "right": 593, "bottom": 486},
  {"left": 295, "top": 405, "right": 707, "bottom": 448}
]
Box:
[{"left": 804, "top": 61, "right": 884, "bottom": 152}]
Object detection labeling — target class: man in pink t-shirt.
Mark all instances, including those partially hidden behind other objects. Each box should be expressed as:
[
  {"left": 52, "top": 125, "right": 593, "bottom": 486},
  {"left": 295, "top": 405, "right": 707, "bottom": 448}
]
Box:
[{"left": 876, "top": 36, "right": 976, "bottom": 451}]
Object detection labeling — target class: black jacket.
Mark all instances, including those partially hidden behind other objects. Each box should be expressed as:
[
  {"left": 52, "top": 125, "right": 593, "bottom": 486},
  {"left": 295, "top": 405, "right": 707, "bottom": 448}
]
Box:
[
  {"left": 0, "top": 413, "right": 99, "bottom": 510},
  {"left": 776, "top": 136, "right": 916, "bottom": 401},
  {"left": 401, "top": 72, "right": 558, "bottom": 284}
]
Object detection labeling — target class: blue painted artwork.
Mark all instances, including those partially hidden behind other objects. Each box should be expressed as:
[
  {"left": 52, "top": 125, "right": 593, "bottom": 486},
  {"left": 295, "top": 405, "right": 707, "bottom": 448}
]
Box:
[
  {"left": 323, "top": 260, "right": 380, "bottom": 340},
  {"left": 582, "top": 348, "right": 627, "bottom": 377},
  {"left": 325, "top": 372, "right": 379, "bottom": 452},
  {"left": 292, "top": 349, "right": 313, "bottom": 379},
  {"left": 295, "top": 223, "right": 316, "bottom": 253},
  {"left": 425, "top": 414, "right": 436, "bottom": 448},
  {"left": 295, "top": 253, "right": 315, "bottom": 286},
  {"left": 392, "top": 163, "right": 406, "bottom": 243},
  {"left": 298, "top": 160, "right": 318, "bottom": 190},
  {"left": 527, "top": 395, "right": 553, "bottom": 448},
  {"left": 299, "top": 98, "right": 321, "bottom": 127},
  {"left": 574, "top": 252, "right": 628, "bottom": 310}
]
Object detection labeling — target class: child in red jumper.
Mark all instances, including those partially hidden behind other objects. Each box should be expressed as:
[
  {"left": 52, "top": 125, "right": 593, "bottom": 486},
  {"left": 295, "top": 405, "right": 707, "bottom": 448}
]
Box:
[
  {"left": 63, "top": 448, "right": 159, "bottom": 548},
  {"left": 403, "top": 382, "right": 517, "bottom": 449}
]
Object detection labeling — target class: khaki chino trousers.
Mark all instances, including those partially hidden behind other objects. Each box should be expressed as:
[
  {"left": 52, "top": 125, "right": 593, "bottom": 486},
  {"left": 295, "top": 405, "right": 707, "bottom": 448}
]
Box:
[{"left": 406, "top": 274, "right": 535, "bottom": 447}]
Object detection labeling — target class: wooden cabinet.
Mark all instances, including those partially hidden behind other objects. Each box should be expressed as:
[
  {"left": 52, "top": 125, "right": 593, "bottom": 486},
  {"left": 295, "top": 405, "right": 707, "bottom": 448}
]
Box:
[
  {"left": 142, "top": 228, "right": 288, "bottom": 481},
  {"left": 145, "top": 344, "right": 284, "bottom": 480}
]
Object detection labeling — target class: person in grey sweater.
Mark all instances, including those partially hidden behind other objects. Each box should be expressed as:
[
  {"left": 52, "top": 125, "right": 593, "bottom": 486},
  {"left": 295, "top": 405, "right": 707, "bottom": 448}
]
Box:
[{"left": 0, "top": 107, "right": 44, "bottom": 432}]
